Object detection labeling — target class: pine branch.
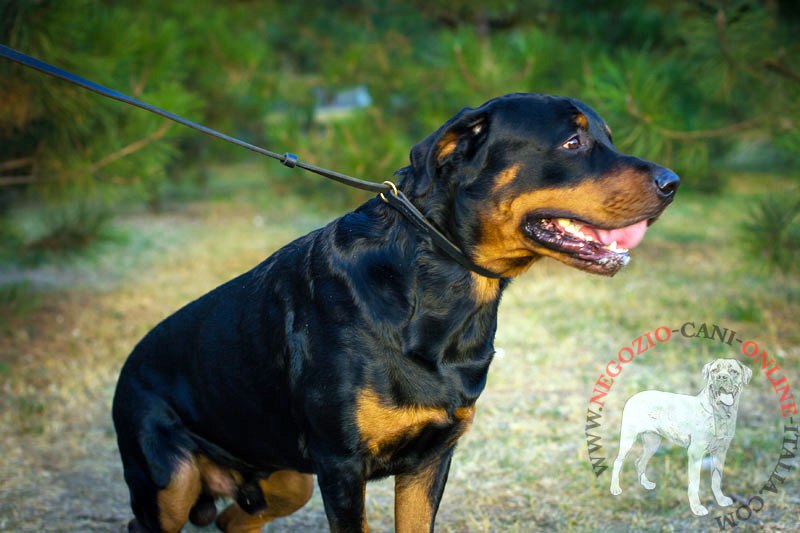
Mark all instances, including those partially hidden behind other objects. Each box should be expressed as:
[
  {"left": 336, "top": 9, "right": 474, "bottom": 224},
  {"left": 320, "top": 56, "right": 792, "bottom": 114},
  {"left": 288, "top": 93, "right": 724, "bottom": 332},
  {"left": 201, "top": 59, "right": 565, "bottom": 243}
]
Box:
[
  {"left": 624, "top": 94, "right": 759, "bottom": 141},
  {"left": 0, "top": 157, "right": 34, "bottom": 172},
  {"left": 764, "top": 57, "right": 800, "bottom": 84},
  {"left": 0, "top": 174, "right": 42, "bottom": 186},
  {"left": 453, "top": 45, "right": 484, "bottom": 93},
  {"left": 85, "top": 120, "right": 172, "bottom": 174},
  {"left": 0, "top": 121, "right": 172, "bottom": 187},
  {"left": 511, "top": 57, "right": 534, "bottom": 86}
]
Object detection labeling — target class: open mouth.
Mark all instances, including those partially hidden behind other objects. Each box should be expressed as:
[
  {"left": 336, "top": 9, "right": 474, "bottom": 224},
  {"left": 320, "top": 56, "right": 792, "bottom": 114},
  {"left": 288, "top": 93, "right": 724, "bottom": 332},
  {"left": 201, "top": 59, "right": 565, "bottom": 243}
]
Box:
[
  {"left": 716, "top": 384, "right": 739, "bottom": 406},
  {"left": 524, "top": 217, "right": 650, "bottom": 275}
]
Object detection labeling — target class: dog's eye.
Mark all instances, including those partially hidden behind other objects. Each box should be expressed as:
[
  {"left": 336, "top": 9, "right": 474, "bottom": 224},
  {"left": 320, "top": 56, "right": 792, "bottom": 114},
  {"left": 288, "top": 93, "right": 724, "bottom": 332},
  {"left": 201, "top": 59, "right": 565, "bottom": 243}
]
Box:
[{"left": 561, "top": 135, "right": 582, "bottom": 150}]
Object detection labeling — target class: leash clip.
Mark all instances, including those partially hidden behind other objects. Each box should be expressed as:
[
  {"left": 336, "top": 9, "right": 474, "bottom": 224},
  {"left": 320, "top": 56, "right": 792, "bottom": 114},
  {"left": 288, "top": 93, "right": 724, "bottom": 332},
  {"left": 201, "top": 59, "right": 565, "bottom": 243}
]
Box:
[
  {"left": 281, "top": 152, "right": 298, "bottom": 168},
  {"left": 380, "top": 180, "right": 399, "bottom": 203}
]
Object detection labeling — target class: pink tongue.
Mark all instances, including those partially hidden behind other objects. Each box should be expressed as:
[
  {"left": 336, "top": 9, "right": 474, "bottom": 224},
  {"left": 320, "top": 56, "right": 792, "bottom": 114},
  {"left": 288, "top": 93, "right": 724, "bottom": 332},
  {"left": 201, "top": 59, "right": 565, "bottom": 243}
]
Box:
[{"left": 594, "top": 220, "right": 649, "bottom": 249}]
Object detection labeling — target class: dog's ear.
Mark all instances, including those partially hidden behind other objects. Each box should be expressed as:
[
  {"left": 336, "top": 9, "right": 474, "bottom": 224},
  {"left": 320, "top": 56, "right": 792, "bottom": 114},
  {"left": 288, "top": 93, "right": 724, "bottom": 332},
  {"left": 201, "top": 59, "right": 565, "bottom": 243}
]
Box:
[
  {"left": 737, "top": 360, "right": 753, "bottom": 385},
  {"left": 408, "top": 107, "right": 490, "bottom": 197},
  {"left": 702, "top": 360, "right": 716, "bottom": 382}
]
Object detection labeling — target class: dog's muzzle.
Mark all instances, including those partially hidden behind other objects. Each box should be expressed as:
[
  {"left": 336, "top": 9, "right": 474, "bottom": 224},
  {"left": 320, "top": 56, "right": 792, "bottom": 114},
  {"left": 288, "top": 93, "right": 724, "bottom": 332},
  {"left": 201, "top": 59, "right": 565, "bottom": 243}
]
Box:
[{"left": 712, "top": 377, "right": 740, "bottom": 406}]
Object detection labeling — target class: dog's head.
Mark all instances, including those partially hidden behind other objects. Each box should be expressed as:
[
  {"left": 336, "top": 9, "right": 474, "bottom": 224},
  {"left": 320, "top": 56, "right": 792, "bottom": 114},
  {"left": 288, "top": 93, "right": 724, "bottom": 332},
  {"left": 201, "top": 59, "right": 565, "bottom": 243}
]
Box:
[
  {"left": 702, "top": 358, "right": 751, "bottom": 407},
  {"left": 398, "top": 93, "right": 679, "bottom": 278}
]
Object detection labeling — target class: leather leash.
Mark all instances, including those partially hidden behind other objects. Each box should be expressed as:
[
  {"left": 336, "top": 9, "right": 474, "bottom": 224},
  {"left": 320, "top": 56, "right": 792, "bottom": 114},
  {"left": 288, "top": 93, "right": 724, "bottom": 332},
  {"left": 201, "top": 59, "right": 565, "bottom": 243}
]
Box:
[{"left": 0, "top": 45, "right": 501, "bottom": 279}]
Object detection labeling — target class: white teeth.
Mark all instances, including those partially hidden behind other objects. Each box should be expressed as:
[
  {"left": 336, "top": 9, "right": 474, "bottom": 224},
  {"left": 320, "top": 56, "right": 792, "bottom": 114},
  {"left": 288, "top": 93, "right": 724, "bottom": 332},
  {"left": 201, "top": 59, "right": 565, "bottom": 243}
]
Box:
[
  {"left": 606, "top": 240, "right": 629, "bottom": 253},
  {"left": 555, "top": 218, "right": 615, "bottom": 246},
  {"left": 557, "top": 218, "right": 590, "bottom": 240},
  {"left": 556, "top": 218, "right": 572, "bottom": 229}
]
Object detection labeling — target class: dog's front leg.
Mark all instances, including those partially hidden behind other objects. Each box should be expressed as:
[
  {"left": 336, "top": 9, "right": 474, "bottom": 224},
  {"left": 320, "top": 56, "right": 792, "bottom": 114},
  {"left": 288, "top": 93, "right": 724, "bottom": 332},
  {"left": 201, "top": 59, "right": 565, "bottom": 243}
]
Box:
[
  {"left": 395, "top": 447, "right": 455, "bottom": 533},
  {"left": 315, "top": 458, "right": 368, "bottom": 532},
  {"left": 687, "top": 442, "right": 708, "bottom": 515},
  {"left": 711, "top": 449, "right": 733, "bottom": 506}
]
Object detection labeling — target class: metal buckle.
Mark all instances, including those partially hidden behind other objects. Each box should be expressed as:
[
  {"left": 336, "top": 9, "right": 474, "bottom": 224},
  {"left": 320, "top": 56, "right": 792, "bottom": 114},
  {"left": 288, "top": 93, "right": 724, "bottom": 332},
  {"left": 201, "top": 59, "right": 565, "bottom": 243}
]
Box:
[{"left": 380, "top": 180, "right": 398, "bottom": 203}]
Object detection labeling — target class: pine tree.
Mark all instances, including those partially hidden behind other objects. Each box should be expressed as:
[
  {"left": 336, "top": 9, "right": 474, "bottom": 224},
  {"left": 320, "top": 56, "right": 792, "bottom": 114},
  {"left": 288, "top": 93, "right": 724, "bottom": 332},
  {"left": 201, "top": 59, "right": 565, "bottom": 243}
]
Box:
[{"left": 0, "top": 1, "right": 797, "bottom": 252}]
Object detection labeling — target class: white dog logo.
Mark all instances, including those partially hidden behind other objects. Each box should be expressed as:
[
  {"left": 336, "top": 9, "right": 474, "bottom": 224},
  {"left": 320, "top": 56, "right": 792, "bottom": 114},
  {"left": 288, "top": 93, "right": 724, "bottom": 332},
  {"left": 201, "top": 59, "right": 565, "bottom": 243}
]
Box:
[{"left": 609, "top": 358, "right": 752, "bottom": 515}]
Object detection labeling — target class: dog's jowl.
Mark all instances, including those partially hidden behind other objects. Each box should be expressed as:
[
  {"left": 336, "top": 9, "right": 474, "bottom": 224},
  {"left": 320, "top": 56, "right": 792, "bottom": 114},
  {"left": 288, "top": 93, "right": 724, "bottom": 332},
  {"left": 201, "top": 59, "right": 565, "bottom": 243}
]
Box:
[{"left": 113, "top": 93, "right": 679, "bottom": 532}]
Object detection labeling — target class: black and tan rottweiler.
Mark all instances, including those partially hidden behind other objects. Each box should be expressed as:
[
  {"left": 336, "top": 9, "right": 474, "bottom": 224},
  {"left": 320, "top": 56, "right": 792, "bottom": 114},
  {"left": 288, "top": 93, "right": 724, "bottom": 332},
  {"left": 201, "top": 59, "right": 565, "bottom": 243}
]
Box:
[{"left": 112, "top": 93, "right": 679, "bottom": 532}]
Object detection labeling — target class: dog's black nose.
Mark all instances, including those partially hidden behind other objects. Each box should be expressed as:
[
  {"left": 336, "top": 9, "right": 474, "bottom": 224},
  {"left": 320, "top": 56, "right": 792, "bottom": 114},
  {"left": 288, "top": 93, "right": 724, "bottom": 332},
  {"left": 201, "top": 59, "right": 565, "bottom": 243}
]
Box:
[{"left": 654, "top": 169, "right": 680, "bottom": 198}]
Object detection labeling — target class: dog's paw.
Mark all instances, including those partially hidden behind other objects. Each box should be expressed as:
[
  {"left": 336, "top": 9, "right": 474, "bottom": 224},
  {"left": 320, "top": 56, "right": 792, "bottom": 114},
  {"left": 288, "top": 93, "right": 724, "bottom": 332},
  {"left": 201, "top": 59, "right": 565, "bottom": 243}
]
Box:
[
  {"left": 716, "top": 494, "right": 734, "bottom": 507},
  {"left": 690, "top": 503, "right": 709, "bottom": 516},
  {"left": 639, "top": 474, "right": 656, "bottom": 490},
  {"left": 610, "top": 484, "right": 622, "bottom": 496}
]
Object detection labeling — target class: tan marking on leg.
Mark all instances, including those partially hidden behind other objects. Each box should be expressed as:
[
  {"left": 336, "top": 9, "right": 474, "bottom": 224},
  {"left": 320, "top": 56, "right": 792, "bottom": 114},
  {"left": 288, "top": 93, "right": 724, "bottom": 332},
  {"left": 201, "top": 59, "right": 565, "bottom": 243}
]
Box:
[
  {"left": 216, "top": 470, "right": 314, "bottom": 533},
  {"left": 395, "top": 464, "right": 437, "bottom": 533},
  {"left": 157, "top": 458, "right": 202, "bottom": 533},
  {"left": 356, "top": 388, "right": 449, "bottom": 456},
  {"left": 196, "top": 454, "right": 240, "bottom": 497},
  {"left": 362, "top": 482, "right": 369, "bottom": 533},
  {"left": 392, "top": 405, "right": 476, "bottom": 532}
]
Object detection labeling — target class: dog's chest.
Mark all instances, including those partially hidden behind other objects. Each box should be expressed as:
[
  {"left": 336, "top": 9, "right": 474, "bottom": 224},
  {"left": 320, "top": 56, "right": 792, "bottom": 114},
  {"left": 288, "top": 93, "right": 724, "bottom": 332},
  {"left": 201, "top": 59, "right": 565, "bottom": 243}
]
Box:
[
  {"left": 355, "top": 388, "right": 475, "bottom": 465},
  {"left": 711, "top": 413, "right": 736, "bottom": 441}
]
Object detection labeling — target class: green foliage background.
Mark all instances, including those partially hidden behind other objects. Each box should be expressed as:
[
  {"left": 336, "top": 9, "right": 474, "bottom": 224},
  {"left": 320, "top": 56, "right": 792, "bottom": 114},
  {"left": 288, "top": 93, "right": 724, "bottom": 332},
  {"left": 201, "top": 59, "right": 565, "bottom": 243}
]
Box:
[{"left": 1, "top": 0, "right": 798, "bottom": 247}]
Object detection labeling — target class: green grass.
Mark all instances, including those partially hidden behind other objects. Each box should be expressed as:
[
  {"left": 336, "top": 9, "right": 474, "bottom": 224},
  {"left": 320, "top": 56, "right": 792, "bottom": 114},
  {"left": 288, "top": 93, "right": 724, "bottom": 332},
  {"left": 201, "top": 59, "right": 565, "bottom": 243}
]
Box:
[{"left": 0, "top": 168, "right": 797, "bottom": 531}]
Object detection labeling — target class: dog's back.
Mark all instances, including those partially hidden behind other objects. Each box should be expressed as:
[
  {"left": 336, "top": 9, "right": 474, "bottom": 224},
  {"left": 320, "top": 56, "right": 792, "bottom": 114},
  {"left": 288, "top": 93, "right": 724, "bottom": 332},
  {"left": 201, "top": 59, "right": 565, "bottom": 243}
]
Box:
[{"left": 619, "top": 390, "right": 711, "bottom": 447}]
